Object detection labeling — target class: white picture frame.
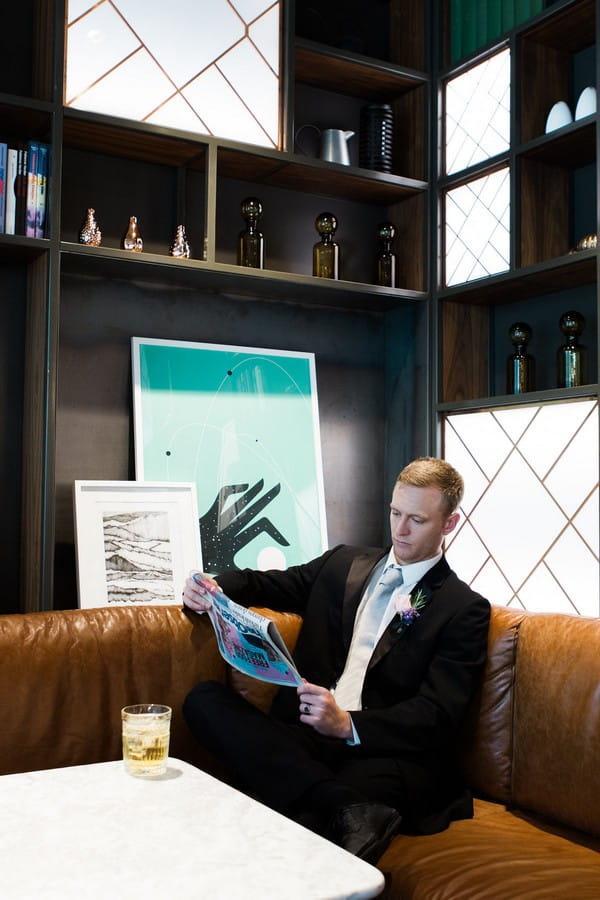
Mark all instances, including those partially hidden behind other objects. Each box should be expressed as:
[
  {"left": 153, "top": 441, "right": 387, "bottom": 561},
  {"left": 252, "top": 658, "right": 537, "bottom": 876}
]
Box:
[{"left": 73, "top": 480, "right": 201, "bottom": 609}]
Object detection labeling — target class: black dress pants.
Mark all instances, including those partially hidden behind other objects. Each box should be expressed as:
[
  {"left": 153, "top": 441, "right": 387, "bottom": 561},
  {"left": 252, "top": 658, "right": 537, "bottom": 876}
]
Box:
[{"left": 183, "top": 680, "right": 409, "bottom": 831}]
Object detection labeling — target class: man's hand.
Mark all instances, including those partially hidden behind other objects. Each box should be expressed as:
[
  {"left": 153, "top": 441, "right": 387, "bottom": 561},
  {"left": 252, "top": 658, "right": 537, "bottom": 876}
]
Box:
[
  {"left": 297, "top": 680, "right": 353, "bottom": 740},
  {"left": 182, "top": 571, "right": 218, "bottom": 613}
]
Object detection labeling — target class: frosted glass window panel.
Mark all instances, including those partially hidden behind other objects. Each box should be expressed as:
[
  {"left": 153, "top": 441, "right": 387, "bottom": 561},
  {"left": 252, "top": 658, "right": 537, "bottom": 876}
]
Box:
[
  {"left": 112, "top": 0, "right": 244, "bottom": 88},
  {"left": 445, "top": 408, "right": 513, "bottom": 479},
  {"left": 182, "top": 66, "right": 274, "bottom": 146},
  {"left": 515, "top": 399, "right": 595, "bottom": 480},
  {"left": 65, "top": 0, "right": 281, "bottom": 149},
  {"left": 444, "top": 399, "right": 600, "bottom": 616},
  {"left": 445, "top": 49, "right": 510, "bottom": 175},
  {"left": 69, "top": 50, "right": 176, "bottom": 122},
  {"left": 517, "top": 564, "right": 576, "bottom": 615},
  {"left": 145, "top": 94, "right": 209, "bottom": 134},
  {"left": 249, "top": 5, "right": 280, "bottom": 71},
  {"left": 445, "top": 168, "right": 510, "bottom": 286},
  {"left": 574, "top": 491, "right": 600, "bottom": 557},
  {"left": 68, "top": 0, "right": 96, "bottom": 23},
  {"left": 217, "top": 39, "right": 279, "bottom": 145},
  {"left": 65, "top": 4, "right": 140, "bottom": 103},
  {"left": 469, "top": 558, "right": 515, "bottom": 606},
  {"left": 470, "top": 452, "right": 565, "bottom": 588},
  {"left": 545, "top": 528, "right": 600, "bottom": 617},
  {"left": 543, "top": 413, "right": 599, "bottom": 517},
  {"left": 444, "top": 519, "right": 489, "bottom": 583}
]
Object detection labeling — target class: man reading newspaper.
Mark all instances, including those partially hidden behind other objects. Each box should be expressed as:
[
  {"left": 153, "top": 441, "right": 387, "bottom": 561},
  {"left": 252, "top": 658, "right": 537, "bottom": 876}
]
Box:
[{"left": 182, "top": 458, "right": 490, "bottom": 864}]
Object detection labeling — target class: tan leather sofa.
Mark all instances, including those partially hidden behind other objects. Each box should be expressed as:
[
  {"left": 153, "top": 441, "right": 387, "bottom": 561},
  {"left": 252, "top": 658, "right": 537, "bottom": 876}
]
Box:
[{"left": 1, "top": 604, "right": 599, "bottom": 897}]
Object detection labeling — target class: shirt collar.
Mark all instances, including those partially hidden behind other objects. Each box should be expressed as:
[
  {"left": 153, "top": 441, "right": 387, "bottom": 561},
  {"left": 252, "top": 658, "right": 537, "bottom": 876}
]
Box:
[{"left": 382, "top": 548, "right": 442, "bottom": 588}]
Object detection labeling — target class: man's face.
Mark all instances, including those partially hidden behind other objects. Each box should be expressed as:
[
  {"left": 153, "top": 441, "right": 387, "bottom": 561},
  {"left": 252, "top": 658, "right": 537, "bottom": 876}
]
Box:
[{"left": 389, "top": 483, "right": 459, "bottom": 566}]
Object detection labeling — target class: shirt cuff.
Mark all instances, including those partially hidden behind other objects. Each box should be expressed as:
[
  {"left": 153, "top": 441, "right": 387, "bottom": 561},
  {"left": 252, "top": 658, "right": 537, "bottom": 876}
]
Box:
[{"left": 346, "top": 715, "right": 361, "bottom": 746}]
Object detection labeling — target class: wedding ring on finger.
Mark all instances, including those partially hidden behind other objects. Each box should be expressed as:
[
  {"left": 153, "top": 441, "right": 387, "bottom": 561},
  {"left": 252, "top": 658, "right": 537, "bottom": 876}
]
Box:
[{"left": 303, "top": 703, "right": 311, "bottom": 714}]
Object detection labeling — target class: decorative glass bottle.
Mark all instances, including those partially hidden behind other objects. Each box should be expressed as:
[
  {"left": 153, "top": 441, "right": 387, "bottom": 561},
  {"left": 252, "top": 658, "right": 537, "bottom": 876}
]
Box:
[
  {"left": 313, "top": 212, "right": 339, "bottom": 279},
  {"left": 123, "top": 215, "right": 143, "bottom": 252},
  {"left": 170, "top": 224, "right": 190, "bottom": 258},
  {"left": 375, "top": 221, "right": 396, "bottom": 287},
  {"left": 79, "top": 208, "right": 101, "bottom": 246},
  {"left": 238, "top": 197, "right": 264, "bottom": 268},
  {"left": 507, "top": 322, "right": 535, "bottom": 394},
  {"left": 557, "top": 310, "right": 587, "bottom": 388}
]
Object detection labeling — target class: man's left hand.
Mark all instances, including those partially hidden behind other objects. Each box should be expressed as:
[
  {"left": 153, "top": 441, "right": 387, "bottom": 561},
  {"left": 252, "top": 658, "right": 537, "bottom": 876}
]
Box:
[{"left": 297, "top": 681, "right": 353, "bottom": 740}]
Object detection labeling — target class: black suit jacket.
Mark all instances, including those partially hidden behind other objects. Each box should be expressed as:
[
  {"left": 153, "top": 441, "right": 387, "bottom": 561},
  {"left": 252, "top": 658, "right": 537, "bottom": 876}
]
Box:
[{"left": 217, "top": 544, "right": 490, "bottom": 832}]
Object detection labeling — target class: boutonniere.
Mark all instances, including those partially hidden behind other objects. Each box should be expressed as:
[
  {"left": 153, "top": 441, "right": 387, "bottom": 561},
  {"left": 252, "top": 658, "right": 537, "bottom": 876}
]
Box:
[{"left": 392, "top": 585, "right": 432, "bottom": 634}]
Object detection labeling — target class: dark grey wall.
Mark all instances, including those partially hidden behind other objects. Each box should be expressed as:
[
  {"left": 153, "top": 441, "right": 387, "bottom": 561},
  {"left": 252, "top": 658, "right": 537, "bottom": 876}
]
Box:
[{"left": 56, "top": 273, "right": 424, "bottom": 603}]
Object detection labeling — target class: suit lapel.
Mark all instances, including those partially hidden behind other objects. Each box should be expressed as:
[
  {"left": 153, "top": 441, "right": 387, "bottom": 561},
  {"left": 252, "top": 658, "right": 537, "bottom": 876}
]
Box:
[
  {"left": 368, "top": 555, "right": 452, "bottom": 669},
  {"left": 341, "top": 550, "right": 387, "bottom": 649}
]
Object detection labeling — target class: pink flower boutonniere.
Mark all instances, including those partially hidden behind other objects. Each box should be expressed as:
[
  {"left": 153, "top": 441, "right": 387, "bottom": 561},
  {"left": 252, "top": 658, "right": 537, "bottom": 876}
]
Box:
[{"left": 393, "top": 587, "right": 430, "bottom": 634}]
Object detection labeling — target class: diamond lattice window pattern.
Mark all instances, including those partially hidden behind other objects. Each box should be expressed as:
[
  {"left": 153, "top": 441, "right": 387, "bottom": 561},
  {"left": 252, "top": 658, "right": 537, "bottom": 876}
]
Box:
[
  {"left": 445, "top": 48, "right": 510, "bottom": 176},
  {"left": 65, "top": 0, "right": 281, "bottom": 148},
  {"left": 444, "top": 399, "right": 599, "bottom": 617},
  {"left": 445, "top": 167, "right": 510, "bottom": 285}
]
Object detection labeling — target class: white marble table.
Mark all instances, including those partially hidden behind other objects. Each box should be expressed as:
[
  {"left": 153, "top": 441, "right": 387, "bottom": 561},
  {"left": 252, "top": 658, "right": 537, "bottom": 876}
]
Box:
[{"left": 1, "top": 758, "right": 385, "bottom": 899}]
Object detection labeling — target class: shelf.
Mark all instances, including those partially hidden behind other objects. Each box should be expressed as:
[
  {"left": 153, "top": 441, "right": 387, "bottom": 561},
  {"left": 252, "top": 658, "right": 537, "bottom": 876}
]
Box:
[
  {"left": 217, "top": 146, "right": 427, "bottom": 203},
  {"left": 438, "top": 250, "right": 597, "bottom": 305},
  {"left": 438, "top": 383, "right": 599, "bottom": 414},
  {"left": 62, "top": 109, "right": 426, "bottom": 204},
  {"left": 0, "top": 233, "right": 50, "bottom": 263},
  {"left": 63, "top": 110, "right": 207, "bottom": 168},
  {"left": 0, "top": 96, "right": 53, "bottom": 141},
  {"left": 59, "top": 242, "right": 427, "bottom": 312},
  {"left": 518, "top": 118, "right": 595, "bottom": 167},
  {"left": 294, "top": 39, "right": 427, "bottom": 99},
  {"left": 521, "top": 0, "right": 595, "bottom": 51}
]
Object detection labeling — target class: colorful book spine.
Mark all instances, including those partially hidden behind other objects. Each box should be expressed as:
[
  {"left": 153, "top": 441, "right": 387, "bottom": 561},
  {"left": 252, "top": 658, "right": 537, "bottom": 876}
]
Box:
[
  {"left": 0, "top": 142, "right": 7, "bottom": 233},
  {"left": 5, "top": 146, "right": 18, "bottom": 234},
  {"left": 25, "top": 141, "right": 39, "bottom": 238},
  {"left": 35, "top": 143, "right": 50, "bottom": 239},
  {"left": 15, "top": 145, "right": 28, "bottom": 235}
]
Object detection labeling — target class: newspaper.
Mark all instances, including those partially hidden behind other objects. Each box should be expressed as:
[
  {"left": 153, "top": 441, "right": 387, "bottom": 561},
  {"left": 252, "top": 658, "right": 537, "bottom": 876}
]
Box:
[{"left": 192, "top": 575, "right": 303, "bottom": 687}]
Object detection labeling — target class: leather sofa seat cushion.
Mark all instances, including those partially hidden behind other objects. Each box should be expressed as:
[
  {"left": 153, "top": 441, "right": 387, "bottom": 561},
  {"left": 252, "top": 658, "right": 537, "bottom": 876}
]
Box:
[{"left": 382, "top": 798, "right": 600, "bottom": 899}]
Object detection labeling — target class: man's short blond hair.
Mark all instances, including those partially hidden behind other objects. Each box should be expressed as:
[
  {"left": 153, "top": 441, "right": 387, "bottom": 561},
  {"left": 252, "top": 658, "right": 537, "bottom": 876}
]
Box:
[{"left": 396, "top": 457, "right": 464, "bottom": 516}]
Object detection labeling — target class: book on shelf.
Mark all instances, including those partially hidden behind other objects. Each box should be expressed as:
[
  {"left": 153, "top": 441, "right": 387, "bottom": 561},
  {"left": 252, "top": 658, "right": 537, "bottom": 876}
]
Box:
[
  {"left": 0, "top": 143, "right": 6, "bottom": 233},
  {"left": 2, "top": 140, "right": 50, "bottom": 238},
  {"left": 25, "top": 141, "right": 39, "bottom": 237},
  {"left": 4, "top": 146, "right": 19, "bottom": 234}
]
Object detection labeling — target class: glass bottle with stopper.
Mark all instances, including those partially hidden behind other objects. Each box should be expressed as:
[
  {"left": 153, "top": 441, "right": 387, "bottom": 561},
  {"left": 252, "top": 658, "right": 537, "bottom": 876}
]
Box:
[
  {"left": 123, "top": 215, "right": 143, "bottom": 252},
  {"left": 238, "top": 197, "right": 264, "bottom": 268},
  {"left": 375, "top": 221, "right": 396, "bottom": 287},
  {"left": 507, "top": 322, "right": 535, "bottom": 394},
  {"left": 557, "top": 310, "right": 587, "bottom": 388},
  {"left": 313, "top": 212, "right": 339, "bottom": 279}
]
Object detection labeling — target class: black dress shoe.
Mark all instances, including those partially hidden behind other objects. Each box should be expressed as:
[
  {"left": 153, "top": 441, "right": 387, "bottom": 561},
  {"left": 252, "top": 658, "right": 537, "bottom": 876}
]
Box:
[{"left": 329, "top": 802, "right": 402, "bottom": 863}]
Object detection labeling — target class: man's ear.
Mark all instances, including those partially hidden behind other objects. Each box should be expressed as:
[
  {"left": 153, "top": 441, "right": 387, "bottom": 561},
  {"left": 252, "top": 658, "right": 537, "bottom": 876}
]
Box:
[{"left": 442, "top": 512, "right": 460, "bottom": 536}]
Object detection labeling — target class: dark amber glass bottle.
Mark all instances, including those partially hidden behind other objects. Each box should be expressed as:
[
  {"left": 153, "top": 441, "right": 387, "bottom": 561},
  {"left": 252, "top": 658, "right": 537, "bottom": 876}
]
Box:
[
  {"left": 313, "top": 212, "right": 339, "bottom": 279},
  {"left": 238, "top": 197, "right": 264, "bottom": 269}
]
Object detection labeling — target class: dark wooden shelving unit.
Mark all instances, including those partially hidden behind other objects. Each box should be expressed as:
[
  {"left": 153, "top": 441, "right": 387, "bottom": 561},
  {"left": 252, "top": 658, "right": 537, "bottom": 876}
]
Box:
[{"left": 436, "top": 0, "right": 598, "bottom": 406}]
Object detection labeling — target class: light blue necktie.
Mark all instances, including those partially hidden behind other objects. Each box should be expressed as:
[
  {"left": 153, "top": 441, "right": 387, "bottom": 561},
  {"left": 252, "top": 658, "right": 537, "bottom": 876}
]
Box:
[{"left": 334, "top": 564, "right": 404, "bottom": 710}]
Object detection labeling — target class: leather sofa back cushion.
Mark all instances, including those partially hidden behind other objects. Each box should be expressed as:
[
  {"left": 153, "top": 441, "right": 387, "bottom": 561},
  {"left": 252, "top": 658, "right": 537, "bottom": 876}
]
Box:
[
  {"left": 459, "top": 606, "right": 524, "bottom": 804},
  {"left": 511, "top": 613, "right": 600, "bottom": 838},
  {"left": 0, "top": 606, "right": 224, "bottom": 776}
]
